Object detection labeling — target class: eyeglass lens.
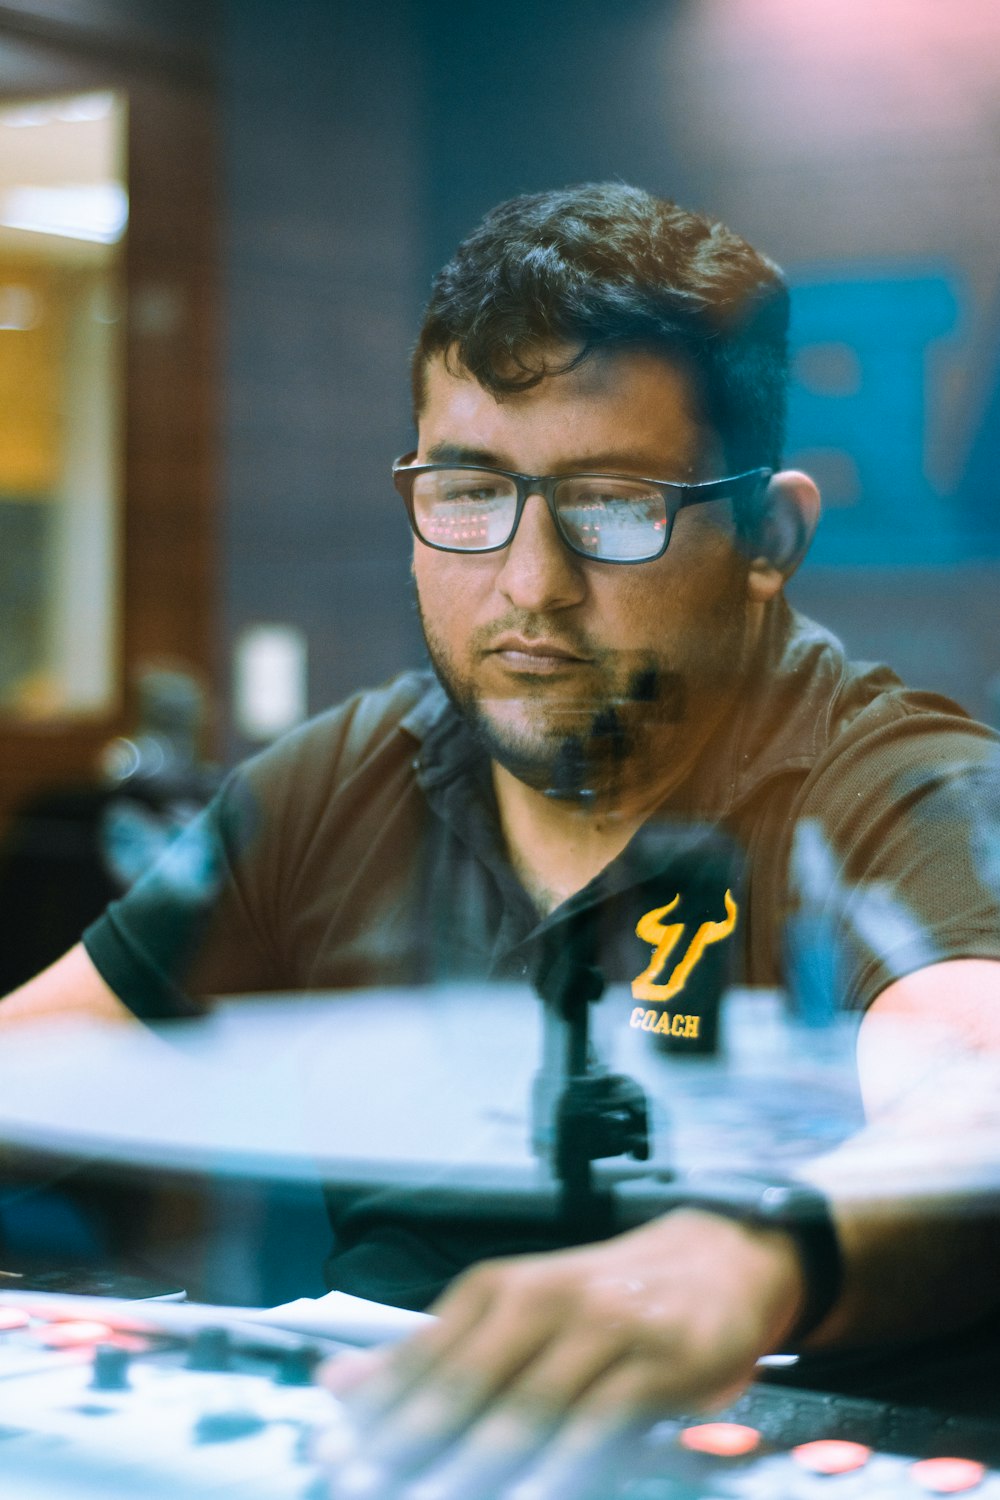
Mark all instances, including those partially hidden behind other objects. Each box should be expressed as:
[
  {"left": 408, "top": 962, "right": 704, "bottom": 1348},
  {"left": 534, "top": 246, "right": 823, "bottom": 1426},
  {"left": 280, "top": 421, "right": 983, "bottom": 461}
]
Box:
[{"left": 410, "top": 470, "right": 670, "bottom": 562}]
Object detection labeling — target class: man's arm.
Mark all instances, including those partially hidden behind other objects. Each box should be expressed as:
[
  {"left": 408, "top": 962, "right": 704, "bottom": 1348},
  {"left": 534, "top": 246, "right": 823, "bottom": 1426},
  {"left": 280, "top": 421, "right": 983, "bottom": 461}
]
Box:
[
  {"left": 802, "top": 956, "right": 1000, "bottom": 1345},
  {"left": 0, "top": 944, "right": 134, "bottom": 1033},
  {"left": 319, "top": 958, "right": 1000, "bottom": 1498}
]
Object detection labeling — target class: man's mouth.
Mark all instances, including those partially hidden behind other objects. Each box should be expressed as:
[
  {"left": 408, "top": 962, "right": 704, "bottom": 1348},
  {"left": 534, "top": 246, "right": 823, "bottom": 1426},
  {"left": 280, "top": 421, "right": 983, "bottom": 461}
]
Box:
[{"left": 486, "top": 635, "right": 590, "bottom": 671}]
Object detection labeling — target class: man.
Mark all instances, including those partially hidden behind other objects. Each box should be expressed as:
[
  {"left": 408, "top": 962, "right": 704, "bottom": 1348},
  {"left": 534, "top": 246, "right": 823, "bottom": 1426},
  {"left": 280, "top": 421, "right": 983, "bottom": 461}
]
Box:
[{"left": 4, "top": 184, "right": 1000, "bottom": 1496}]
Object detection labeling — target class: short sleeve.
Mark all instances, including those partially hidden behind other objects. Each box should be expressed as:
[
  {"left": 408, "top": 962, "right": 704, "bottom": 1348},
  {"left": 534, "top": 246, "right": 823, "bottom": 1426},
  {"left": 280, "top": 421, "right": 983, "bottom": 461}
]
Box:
[
  {"left": 785, "top": 697, "right": 1000, "bottom": 1012},
  {"left": 82, "top": 770, "right": 278, "bottom": 1019},
  {"left": 80, "top": 673, "right": 436, "bottom": 1020}
]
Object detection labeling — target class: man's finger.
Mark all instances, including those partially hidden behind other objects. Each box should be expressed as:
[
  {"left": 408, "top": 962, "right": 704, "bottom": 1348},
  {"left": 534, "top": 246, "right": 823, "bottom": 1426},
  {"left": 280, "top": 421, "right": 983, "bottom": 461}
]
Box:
[
  {"left": 327, "top": 1274, "right": 493, "bottom": 1427},
  {"left": 321, "top": 1346, "right": 392, "bottom": 1398},
  {"left": 367, "top": 1329, "right": 636, "bottom": 1498},
  {"left": 507, "top": 1347, "right": 761, "bottom": 1500},
  {"left": 501, "top": 1363, "right": 665, "bottom": 1500},
  {"left": 355, "top": 1287, "right": 566, "bottom": 1471}
]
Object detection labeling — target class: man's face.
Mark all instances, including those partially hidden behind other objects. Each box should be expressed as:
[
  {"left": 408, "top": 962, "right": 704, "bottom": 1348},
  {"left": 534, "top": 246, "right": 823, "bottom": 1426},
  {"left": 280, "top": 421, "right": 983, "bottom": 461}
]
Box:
[{"left": 412, "top": 347, "right": 757, "bottom": 804}]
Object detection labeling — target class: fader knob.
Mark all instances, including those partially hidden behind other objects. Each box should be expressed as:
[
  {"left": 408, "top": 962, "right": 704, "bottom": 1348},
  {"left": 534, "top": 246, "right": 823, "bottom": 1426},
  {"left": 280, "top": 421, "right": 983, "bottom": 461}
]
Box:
[
  {"left": 194, "top": 1410, "right": 267, "bottom": 1443},
  {"left": 91, "top": 1344, "right": 131, "bottom": 1391},
  {"left": 187, "top": 1327, "right": 232, "bottom": 1371},
  {"left": 276, "top": 1345, "right": 320, "bottom": 1385}
]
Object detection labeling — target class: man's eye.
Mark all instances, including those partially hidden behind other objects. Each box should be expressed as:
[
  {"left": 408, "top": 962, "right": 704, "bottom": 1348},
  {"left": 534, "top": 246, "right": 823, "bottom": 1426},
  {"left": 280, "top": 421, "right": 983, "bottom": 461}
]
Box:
[
  {"left": 597, "top": 493, "right": 648, "bottom": 510},
  {"left": 570, "top": 490, "right": 661, "bottom": 518},
  {"left": 563, "top": 477, "right": 656, "bottom": 501},
  {"left": 439, "top": 486, "right": 503, "bottom": 504}
]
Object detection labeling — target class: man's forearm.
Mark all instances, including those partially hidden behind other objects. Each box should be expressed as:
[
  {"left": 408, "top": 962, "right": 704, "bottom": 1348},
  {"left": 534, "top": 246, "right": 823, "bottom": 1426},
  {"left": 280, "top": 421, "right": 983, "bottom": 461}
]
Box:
[
  {"left": 0, "top": 945, "right": 134, "bottom": 1033},
  {"left": 802, "top": 1043, "right": 1000, "bottom": 1348},
  {"left": 798, "top": 958, "right": 1000, "bottom": 1349}
]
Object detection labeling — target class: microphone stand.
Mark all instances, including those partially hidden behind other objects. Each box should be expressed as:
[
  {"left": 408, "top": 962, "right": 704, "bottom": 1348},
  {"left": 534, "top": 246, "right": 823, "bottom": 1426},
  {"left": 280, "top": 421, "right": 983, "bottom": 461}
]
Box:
[
  {"left": 532, "top": 918, "right": 653, "bottom": 1242},
  {"left": 334, "top": 922, "right": 661, "bottom": 1252}
]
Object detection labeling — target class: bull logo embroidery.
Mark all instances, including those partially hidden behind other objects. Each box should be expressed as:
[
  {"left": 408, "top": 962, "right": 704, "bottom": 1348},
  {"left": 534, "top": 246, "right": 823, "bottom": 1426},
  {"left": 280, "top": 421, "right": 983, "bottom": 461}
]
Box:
[{"left": 631, "top": 889, "right": 738, "bottom": 1002}]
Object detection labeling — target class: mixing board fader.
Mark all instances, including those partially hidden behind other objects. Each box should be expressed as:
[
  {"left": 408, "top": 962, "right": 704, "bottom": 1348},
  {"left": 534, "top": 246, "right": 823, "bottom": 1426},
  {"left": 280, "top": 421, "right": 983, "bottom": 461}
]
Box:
[
  {"left": 0, "top": 1301, "right": 338, "bottom": 1499},
  {"left": 2, "top": 1298, "right": 1000, "bottom": 1498}
]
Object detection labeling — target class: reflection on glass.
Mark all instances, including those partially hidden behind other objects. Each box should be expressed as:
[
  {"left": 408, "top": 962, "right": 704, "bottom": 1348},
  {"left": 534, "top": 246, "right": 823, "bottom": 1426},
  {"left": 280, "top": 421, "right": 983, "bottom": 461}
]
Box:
[{"left": 0, "top": 90, "right": 126, "bottom": 720}]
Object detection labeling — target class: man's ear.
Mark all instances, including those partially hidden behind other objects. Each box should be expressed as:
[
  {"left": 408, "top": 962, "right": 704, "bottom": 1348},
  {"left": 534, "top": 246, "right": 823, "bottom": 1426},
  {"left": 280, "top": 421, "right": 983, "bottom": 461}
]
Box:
[{"left": 746, "top": 469, "right": 821, "bottom": 603}]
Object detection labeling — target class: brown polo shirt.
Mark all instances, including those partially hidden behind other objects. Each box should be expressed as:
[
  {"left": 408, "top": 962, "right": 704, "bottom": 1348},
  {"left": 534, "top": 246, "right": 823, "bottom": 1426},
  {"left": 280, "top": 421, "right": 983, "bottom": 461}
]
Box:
[{"left": 84, "top": 600, "right": 1000, "bottom": 1026}]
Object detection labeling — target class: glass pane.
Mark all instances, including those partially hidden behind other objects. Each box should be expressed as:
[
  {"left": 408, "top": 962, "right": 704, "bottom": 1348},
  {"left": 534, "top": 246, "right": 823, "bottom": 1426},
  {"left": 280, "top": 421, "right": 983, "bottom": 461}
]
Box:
[{"left": 0, "top": 90, "right": 126, "bottom": 720}]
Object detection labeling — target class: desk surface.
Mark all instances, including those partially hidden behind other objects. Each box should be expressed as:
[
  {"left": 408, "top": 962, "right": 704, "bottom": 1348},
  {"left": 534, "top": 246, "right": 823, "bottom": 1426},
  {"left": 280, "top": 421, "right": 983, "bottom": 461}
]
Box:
[{"left": 0, "top": 984, "right": 872, "bottom": 1191}]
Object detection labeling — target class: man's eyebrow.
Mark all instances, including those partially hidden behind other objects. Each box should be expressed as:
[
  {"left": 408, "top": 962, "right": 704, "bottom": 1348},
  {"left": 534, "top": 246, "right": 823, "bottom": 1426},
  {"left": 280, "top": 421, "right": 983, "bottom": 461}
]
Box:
[
  {"left": 423, "top": 441, "right": 696, "bottom": 478},
  {"left": 558, "top": 450, "right": 697, "bottom": 478},
  {"left": 424, "top": 442, "right": 500, "bottom": 466}
]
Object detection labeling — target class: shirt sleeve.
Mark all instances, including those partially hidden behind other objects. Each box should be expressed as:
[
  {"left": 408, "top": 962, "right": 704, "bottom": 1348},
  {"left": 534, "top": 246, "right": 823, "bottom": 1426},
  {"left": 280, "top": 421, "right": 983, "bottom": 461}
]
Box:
[
  {"left": 80, "top": 674, "right": 434, "bottom": 1020},
  {"left": 82, "top": 768, "right": 279, "bottom": 1019},
  {"left": 785, "top": 696, "right": 1000, "bottom": 1013}
]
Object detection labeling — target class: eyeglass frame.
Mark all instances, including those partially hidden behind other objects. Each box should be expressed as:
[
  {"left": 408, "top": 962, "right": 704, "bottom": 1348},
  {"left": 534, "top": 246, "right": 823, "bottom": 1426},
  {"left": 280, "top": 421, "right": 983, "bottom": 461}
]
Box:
[{"left": 391, "top": 453, "right": 773, "bottom": 565}]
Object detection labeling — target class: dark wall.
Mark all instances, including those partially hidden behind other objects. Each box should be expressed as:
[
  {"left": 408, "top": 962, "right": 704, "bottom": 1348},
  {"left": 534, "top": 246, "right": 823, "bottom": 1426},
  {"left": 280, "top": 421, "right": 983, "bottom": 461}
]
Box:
[
  {"left": 220, "top": 0, "right": 425, "bottom": 757},
  {"left": 415, "top": 0, "right": 690, "bottom": 289}
]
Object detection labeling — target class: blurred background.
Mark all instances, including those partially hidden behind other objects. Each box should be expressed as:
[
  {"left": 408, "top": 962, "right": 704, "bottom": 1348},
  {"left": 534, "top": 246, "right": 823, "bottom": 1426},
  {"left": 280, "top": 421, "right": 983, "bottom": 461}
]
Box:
[
  {"left": 1, "top": 0, "right": 999, "bottom": 1305},
  {"left": 1, "top": 0, "right": 1000, "bottom": 844}
]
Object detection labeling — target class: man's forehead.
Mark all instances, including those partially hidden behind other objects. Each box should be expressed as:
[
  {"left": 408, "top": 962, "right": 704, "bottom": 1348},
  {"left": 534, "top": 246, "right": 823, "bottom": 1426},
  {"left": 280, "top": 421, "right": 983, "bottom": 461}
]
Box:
[
  {"left": 416, "top": 345, "right": 720, "bottom": 474},
  {"left": 421, "top": 340, "right": 696, "bottom": 399}
]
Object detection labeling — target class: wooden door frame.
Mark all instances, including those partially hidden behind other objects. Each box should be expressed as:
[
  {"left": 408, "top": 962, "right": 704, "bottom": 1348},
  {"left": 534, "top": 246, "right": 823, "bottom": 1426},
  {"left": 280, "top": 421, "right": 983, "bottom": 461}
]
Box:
[{"left": 0, "top": 3, "right": 219, "bottom": 825}]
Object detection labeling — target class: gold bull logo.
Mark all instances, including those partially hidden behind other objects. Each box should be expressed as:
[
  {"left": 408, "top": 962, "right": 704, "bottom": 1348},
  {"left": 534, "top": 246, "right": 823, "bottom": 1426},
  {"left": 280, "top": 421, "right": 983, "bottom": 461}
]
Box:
[{"left": 631, "top": 889, "right": 738, "bottom": 1003}]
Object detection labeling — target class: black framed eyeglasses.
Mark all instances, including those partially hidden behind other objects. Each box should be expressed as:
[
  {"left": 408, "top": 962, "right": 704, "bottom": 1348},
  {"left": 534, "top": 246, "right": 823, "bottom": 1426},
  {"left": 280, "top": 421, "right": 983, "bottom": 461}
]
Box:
[{"left": 392, "top": 454, "right": 771, "bottom": 565}]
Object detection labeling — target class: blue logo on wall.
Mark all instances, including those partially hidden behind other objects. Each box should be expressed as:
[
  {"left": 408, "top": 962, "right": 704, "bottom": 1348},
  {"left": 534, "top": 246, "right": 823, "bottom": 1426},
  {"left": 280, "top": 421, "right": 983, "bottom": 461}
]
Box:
[{"left": 786, "top": 270, "right": 966, "bottom": 565}]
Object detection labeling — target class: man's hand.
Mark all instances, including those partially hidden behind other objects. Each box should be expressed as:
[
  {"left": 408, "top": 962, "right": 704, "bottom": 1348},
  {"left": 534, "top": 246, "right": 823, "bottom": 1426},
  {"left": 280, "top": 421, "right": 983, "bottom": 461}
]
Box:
[{"left": 319, "top": 1208, "right": 804, "bottom": 1499}]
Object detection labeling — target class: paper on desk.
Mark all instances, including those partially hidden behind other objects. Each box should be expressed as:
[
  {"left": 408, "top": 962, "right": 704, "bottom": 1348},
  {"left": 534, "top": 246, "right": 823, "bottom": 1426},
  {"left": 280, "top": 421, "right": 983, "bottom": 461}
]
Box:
[
  {"left": 248, "top": 1290, "right": 431, "bottom": 1345},
  {"left": 0, "top": 1287, "right": 431, "bottom": 1349}
]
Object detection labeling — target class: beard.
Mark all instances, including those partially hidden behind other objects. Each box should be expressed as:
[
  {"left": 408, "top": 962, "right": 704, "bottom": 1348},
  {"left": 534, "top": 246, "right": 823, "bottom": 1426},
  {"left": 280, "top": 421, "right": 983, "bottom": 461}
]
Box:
[{"left": 417, "top": 592, "right": 752, "bottom": 806}]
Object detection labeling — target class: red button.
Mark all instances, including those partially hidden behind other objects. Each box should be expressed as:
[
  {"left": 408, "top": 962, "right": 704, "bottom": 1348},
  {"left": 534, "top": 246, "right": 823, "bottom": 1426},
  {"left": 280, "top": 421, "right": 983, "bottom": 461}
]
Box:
[
  {"left": 679, "top": 1422, "right": 762, "bottom": 1457},
  {"left": 0, "top": 1307, "right": 30, "bottom": 1331},
  {"left": 910, "top": 1458, "right": 987, "bottom": 1494},
  {"left": 38, "top": 1320, "right": 113, "bottom": 1348},
  {"left": 792, "top": 1439, "right": 872, "bottom": 1475}
]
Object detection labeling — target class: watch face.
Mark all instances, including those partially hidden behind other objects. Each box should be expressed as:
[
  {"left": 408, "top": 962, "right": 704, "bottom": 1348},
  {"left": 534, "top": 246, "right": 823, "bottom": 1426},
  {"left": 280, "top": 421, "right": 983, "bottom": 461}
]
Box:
[{"left": 674, "top": 1175, "right": 839, "bottom": 1244}]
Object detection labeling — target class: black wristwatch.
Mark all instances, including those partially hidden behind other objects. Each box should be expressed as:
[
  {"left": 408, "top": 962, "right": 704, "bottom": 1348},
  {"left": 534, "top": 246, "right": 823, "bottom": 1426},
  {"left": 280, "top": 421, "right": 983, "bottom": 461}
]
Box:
[{"left": 668, "top": 1171, "right": 843, "bottom": 1347}]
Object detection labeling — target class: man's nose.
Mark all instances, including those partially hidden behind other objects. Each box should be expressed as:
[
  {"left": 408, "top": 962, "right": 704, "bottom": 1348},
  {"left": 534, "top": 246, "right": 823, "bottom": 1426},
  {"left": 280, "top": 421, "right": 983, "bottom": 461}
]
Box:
[{"left": 495, "top": 492, "right": 586, "bottom": 612}]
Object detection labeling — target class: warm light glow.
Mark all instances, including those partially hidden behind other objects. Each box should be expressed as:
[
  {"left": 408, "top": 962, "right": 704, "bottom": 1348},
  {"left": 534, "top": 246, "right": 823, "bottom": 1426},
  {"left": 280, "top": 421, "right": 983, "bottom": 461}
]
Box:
[
  {"left": 679, "top": 1422, "right": 762, "bottom": 1457},
  {"left": 38, "top": 1319, "right": 114, "bottom": 1347},
  {"left": 1, "top": 93, "right": 116, "bottom": 129},
  {"left": 792, "top": 1439, "right": 872, "bottom": 1474},
  {"left": 663, "top": 0, "right": 1000, "bottom": 157},
  {"left": 910, "top": 1457, "right": 988, "bottom": 1494},
  {"left": 1, "top": 183, "right": 128, "bottom": 243}
]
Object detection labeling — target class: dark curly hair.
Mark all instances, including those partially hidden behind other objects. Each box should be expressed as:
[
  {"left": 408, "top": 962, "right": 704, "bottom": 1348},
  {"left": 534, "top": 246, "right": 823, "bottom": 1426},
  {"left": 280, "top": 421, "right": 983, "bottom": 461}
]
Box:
[{"left": 412, "top": 183, "right": 789, "bottom": 475}]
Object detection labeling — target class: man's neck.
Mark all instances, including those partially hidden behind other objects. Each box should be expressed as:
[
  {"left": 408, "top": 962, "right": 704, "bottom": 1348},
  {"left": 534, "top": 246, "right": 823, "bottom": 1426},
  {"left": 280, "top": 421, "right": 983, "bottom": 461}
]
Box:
[
  {"left": 492, "top": 769, "right": 636, "bottom": 914},
  {"left": 491, "top": 713, "right": 723, "bottom": 916}
]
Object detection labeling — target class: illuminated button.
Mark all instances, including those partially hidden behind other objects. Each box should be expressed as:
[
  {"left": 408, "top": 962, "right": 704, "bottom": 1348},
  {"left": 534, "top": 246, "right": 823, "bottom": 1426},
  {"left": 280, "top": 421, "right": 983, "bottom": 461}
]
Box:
[
  {"left": 0, "top": 1307, "right": 30, "bottom": 1330},
  {"left": 679, "top": 1422, "right": 762, "bottom": 1457},
  {"left": 792, "top": 1440, "right": 872, "bottom": 1475},
  {"left": 910, "top": 1458, "right": 987, "bottom": 1494},
  {"left": 38, "top": 1320, "right": 113, "bottom": 1348}
]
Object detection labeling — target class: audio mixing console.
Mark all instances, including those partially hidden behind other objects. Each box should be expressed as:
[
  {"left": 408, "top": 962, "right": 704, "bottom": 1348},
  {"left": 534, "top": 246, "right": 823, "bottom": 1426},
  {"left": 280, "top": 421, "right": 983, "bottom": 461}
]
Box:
[{"left": 1, "top": 1295, "right": 999, "bottom": 1498}]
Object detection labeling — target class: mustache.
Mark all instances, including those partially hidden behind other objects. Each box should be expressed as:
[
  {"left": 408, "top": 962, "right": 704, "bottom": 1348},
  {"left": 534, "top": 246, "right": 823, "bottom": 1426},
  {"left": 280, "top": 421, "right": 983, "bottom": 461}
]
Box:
[
  {"left": 471, "top": 612, "right": 596, "bottom": 657},
  {"left": 472, "top": 613, "right": 685, "bottom": 715}
]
